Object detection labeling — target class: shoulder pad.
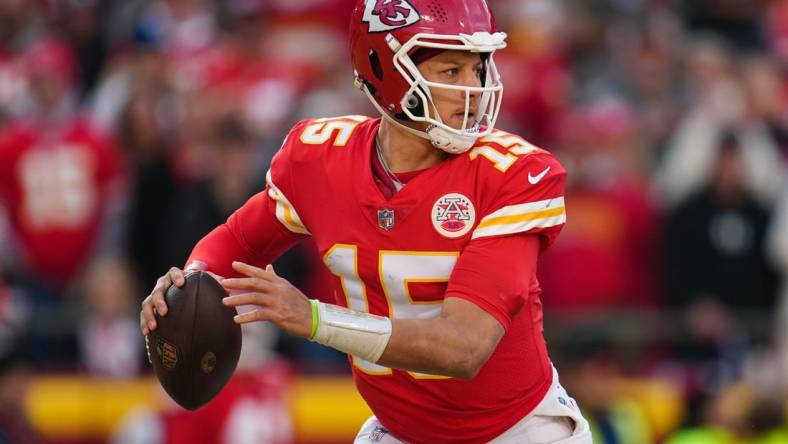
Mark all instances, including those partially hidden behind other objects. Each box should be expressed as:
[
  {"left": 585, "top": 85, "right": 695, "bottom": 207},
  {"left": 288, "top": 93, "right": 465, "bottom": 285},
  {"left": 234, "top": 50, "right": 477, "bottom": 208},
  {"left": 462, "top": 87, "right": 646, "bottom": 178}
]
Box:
[
  {"left": 468, "top": 129, "right": 553, "bottom": 174},
  {"left": 282, "top": 115, "right": 372, "bottom": 162}
]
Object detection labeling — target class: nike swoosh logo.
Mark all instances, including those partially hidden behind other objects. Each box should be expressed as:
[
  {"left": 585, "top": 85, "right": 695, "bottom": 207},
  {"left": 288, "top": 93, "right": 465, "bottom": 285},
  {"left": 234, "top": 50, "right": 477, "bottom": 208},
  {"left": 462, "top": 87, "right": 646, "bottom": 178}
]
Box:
[{"left": 528, "top": 166, "right": 551, "bottom": 185}]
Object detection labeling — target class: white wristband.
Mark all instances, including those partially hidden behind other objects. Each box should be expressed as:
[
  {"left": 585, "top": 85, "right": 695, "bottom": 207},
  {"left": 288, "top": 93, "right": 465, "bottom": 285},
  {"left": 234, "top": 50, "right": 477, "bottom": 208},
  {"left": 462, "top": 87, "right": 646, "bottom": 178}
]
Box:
[{"left": 310, "top": 300, "right": 392, "bottom": 363}]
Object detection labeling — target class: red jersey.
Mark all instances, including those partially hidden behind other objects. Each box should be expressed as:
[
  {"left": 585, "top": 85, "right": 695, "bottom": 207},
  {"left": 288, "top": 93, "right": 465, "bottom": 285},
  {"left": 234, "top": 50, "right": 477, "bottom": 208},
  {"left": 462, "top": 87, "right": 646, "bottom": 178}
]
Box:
[
  {"left": 0, "top": 118, "right": 122, "bottom": 285},
  {"left": 188, "top": 116, "right": 567, "bottom": 443}
]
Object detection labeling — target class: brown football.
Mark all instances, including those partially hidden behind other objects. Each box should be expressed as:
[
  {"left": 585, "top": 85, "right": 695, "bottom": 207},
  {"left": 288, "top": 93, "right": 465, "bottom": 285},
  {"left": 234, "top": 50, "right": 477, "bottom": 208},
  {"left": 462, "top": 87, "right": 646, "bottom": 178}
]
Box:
[{"left": 148, "top": 271, "right": 241, "bottom": 410}]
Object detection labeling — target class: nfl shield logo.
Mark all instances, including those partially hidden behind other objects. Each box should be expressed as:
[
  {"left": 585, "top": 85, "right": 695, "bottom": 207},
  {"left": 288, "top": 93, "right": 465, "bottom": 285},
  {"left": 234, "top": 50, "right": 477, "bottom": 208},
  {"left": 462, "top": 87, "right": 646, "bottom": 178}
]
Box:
[{"left": 377, "top": 209, "right": 395, "bottom": 231}]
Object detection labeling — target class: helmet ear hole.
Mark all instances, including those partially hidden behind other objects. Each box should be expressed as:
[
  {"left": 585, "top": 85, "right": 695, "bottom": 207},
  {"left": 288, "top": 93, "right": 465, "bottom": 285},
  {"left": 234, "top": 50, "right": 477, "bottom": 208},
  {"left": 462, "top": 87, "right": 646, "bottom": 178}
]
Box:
[
  {"left": 369, "top": 50, "right": 384, "bottom": 81},
  {"left": 405, "top": 94, "right": 420, "bottom": 109},
  {"left": 405, "top": 89, "right": 426, "bottom": 118}
]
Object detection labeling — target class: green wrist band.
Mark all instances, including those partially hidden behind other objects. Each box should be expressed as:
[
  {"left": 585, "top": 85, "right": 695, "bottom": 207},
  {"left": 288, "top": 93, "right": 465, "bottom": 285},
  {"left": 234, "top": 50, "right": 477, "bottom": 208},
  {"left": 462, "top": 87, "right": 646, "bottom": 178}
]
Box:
[{"left": 309, "top": 299, "right": 319, "bottom": 340}]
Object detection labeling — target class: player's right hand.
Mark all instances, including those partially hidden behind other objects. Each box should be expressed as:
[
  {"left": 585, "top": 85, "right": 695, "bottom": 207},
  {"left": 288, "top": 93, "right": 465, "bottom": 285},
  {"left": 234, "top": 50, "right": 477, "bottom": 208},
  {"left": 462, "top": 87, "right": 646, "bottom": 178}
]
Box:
[{"left": 140, "top": 267, "right": 186, "bottom": 336}]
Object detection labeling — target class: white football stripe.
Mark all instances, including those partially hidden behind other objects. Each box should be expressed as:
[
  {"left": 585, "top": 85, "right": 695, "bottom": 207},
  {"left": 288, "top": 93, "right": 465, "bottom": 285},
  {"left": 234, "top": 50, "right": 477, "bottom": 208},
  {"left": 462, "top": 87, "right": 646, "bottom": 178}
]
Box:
[
  {"left": 471, "top": 214, "right": 566, "bottom": 239},
  {"left": 266, "top": 169, "right": 311, "bottom": 235}
]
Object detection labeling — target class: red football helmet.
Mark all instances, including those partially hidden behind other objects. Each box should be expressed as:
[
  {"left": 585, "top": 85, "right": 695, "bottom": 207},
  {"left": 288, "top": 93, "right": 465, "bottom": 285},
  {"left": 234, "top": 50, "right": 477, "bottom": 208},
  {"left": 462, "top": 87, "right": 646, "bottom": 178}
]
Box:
[{"left": 350, "top": 0, "right": 507, "bottom": 153}]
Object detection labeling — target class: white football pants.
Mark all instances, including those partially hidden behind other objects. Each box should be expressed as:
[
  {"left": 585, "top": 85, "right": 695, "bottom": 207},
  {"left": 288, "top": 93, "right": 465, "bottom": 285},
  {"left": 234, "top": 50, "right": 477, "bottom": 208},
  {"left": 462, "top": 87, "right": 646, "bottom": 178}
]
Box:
[{"left": 354, "top": 367, "right": 592, "bottom": 444}]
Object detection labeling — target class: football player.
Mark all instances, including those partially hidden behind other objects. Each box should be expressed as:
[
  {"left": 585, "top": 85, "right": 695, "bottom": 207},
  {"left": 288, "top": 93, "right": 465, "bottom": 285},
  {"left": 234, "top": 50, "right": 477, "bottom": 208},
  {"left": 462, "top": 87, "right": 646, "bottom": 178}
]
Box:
[{"left": 141, "top": 0, "right": 592, "bottom": 442}]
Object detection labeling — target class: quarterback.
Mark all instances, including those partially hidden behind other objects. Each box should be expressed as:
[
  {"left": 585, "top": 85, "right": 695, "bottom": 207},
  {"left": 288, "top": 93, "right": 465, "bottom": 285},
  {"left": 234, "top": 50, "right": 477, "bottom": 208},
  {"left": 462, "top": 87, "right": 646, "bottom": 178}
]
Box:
[{"left": 141, "top": 0, "right": 592, "bottom": 442}]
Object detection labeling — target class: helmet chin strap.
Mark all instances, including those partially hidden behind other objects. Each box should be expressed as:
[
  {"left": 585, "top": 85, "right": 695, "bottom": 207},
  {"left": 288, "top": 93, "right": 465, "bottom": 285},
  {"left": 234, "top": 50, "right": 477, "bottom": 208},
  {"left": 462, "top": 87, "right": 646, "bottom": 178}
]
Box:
[
  {"left": 362, "top": 86, "right": 478, "bottom": 154},
  {"left": 425, "top": 125, "right": 478, "bottom": 154}
]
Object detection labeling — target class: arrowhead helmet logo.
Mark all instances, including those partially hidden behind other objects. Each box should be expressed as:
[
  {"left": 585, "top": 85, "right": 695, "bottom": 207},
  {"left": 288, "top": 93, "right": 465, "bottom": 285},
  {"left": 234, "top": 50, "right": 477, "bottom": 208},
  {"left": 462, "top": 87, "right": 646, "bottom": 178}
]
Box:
[{"left": 363, "top": 0, "right": 421, "bottom": 32}]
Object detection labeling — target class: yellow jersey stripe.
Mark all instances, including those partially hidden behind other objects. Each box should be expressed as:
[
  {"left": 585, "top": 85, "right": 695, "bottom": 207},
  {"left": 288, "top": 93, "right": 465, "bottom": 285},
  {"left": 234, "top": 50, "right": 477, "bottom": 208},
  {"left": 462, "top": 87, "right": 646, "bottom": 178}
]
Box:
[
  {"left": 477, "top": 207, "right": 566, "bottom": 228},
  {"left": 282, "top": 203, "right": 306, "bottom": 230},
  {"left": 471, "top": 214, "right": 566, "bottom": 240},
  {"left": 481, "top": 197, "right": 565, "bottom": 220},
  {"left": 267, "top": 169, "right": 311, "bottom": 235}
]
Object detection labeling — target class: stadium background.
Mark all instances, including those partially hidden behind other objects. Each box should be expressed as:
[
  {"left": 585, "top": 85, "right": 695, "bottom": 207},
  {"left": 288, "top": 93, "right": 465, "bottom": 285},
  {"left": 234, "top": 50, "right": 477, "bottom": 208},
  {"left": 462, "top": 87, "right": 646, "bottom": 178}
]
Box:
[{"left": 0, "top": 0, "right": 787, "bottom": 443}]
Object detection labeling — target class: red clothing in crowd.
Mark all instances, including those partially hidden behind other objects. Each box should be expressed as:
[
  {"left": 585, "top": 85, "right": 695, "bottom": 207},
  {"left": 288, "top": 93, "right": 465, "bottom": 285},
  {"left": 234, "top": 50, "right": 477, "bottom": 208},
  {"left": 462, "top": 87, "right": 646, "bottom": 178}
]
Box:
[{"left": 0, "top": 118, "right": 123, "bottom": 285}]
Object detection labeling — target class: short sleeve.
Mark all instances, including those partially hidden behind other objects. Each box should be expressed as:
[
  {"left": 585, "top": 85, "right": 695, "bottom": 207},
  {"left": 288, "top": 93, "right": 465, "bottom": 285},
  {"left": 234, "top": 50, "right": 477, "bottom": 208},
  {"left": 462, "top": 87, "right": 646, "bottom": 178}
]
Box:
[
  {"left": 446, "top": 234, "right": 540, "bottom": 329},
  {"left": 471, "top": 151, "right": 567, "bottom": 251}
]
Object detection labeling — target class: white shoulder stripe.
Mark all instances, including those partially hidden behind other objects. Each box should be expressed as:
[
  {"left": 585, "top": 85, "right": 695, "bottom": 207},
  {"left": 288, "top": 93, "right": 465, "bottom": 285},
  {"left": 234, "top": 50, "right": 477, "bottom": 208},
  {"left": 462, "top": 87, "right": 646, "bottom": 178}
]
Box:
[
  {"left": 471, "top": 214, "right": 566, "bottom": 239},
  {"left": 266, "top": 169, "right": 311, "bottom": 235},
  {"left": 481, "top": 197, "right": 565, "bottom": 221},
  {"left": 471, "top": 197, "right": 566, "bottom": 239}
]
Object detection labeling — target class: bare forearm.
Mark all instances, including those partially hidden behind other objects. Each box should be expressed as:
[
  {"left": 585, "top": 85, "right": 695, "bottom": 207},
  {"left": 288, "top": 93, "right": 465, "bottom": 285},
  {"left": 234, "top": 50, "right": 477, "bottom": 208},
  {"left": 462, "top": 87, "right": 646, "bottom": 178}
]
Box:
[{"left": 377, "top": 316, "right": 502, "bottom": 379}]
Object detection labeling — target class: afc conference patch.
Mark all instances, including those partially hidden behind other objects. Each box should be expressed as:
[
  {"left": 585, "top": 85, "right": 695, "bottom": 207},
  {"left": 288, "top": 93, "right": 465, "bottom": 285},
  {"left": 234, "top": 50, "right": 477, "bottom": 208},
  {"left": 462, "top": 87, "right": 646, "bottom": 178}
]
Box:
[{"left": 431, "top": 193, "right": 475, "bottom": 238}]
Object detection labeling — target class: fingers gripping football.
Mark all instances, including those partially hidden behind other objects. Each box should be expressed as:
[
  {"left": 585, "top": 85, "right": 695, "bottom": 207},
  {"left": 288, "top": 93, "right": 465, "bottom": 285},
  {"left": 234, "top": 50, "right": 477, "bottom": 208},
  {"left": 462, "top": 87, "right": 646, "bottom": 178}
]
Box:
[
  {"left": 221, "top": 262, "right": 312, "bottom": 338},
  {"left": 140, "top": 267, "right": 185, "bottom": 335}
]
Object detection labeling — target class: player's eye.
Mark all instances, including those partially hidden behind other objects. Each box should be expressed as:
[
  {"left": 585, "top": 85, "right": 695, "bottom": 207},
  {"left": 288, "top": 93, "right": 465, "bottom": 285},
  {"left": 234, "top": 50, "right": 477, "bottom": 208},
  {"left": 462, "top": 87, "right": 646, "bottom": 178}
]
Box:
[{"left": 442, "top": 68, "right": 459, "bottom": 77}]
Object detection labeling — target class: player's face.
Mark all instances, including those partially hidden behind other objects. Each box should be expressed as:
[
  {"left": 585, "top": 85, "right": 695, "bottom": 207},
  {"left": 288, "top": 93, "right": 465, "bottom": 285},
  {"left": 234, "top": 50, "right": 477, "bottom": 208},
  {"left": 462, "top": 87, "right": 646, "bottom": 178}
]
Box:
[{"left": 418, "top": 50, "right": 484, "bottom": 130}]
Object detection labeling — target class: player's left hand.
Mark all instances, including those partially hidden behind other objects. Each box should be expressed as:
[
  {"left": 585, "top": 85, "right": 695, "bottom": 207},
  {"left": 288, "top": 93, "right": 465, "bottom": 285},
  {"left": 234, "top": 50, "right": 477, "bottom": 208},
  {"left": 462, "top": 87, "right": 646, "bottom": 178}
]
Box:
[{"left": 220, "top": 261, "right": 312, "bottom": 339}]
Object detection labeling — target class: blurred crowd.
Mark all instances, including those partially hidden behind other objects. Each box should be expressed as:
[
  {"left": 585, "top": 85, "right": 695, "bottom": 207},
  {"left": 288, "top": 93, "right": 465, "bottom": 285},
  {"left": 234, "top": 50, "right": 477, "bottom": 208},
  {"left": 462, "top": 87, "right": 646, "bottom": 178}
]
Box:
[{"left": 0, "top": 0, "right": 787, "bottom": 443}]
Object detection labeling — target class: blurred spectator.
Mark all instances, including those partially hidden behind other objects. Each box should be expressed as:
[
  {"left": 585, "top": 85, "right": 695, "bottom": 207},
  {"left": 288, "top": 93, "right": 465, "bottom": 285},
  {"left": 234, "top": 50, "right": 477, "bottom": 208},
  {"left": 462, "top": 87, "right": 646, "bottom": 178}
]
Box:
[
  {"left": 0, "top": 37, "right": 126, "bottom": 364},
  {"left": 0, "top": 350, "right": 46, "bottom": 444},
  {"left": 561, "top": 0, "right": 620, "bottom": 103},
  {"left": 78, "top": 256, "right": 143, "bottom": 378},
  {"left": 617, "top": 10, "right": 686, "bottom": 164},
  {"left": 663, "top": 131, "right": 779, "bottom": 424},
  {"left": 539, "top": 97, "right": 662, "bottom": 311},
  {"left": 55, "top": 0, "right": 109, "bottom": 96},
  {"left": 116, "top": 72, "right": 180, "bottom": 287},
  {"left": 158, "top": 114, "right": 260, "bottom": 267},
  {"left": 666, "top": 382, "right": 788, "bottom": 444},
  {"left": 0, "top": 37, "right": 125, "bottom": 289},
  {"left": 655, "top": 36, "right": 783, "bottom": 207},
  {"left": 664, "top": 131, "right": 778, "bottom": 321},
  {"left": 18, "top": 36, "right": 80, "bottom": 120},
  {"left": 490, "top": 0, "right": 573, "bottom": 146}
]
